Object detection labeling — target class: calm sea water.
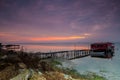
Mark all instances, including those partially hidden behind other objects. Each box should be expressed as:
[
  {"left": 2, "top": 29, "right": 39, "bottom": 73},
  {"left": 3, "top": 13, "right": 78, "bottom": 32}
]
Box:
[
  {"left": 21, "top": 43, "right": 120, "bottom": 80},
  {"left": 71, "top": 43, "right": 120, "bottom": 80},
  {"left": 21, "top": 43, "right": 90, "bottom": 52}
]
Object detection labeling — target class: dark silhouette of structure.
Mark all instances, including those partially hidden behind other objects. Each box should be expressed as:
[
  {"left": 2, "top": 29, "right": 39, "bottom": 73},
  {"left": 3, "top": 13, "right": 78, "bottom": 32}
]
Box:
[
  {"left": 90, "top": 42, "right": 114, "bottom": 58},
  {"left": 0, "top": 43, "right": 21, "bottom": 52},
  {"left": 0, "top": 43, "right": 2, "bottom": 52}
]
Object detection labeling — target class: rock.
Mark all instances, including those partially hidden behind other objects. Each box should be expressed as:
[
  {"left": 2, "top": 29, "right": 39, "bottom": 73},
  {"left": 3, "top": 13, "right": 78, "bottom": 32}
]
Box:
[
  {"left": 0, "top": 55, "right": 7, "bottom": 59},
  {"left": 10, "top": 69, "right": 30, "bottom": 80},
  {"left": 0, "top": 65, "right": 18, "bottom": 80},
  {"left": 64, "top": 74, "right": 72, "bottom": 80},
  {"left": 29, "top": 72, "right": 46, "bottom": 80},
  {"left": 18, "top": 62, "right": 27, "bottom": 69},
  {"left": 43, "top": 71, "right": 67, "bottom": 80}
]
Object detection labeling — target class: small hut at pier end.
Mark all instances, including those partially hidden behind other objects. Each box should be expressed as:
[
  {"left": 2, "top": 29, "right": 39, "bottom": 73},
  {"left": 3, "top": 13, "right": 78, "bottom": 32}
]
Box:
[{"left": 90, "top": 42, "right": 114, "bottom": 58}]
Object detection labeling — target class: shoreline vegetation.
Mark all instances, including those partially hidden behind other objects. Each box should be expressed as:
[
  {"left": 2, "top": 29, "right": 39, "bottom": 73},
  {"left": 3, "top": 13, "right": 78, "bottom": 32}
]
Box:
[{"left": 0, "top": 49, "right": 107, "bottom": 80}]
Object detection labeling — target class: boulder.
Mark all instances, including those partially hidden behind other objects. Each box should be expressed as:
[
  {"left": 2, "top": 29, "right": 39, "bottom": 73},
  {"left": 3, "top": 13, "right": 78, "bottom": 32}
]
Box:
[{"left": 18, "top": 62, "right": 27, "bottom": 69}]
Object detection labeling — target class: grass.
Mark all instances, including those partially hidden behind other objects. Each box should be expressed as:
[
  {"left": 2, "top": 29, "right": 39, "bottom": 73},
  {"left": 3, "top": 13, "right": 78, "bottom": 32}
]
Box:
[{"left": 84, "top": 71, "right": 107, "bottom": 80}]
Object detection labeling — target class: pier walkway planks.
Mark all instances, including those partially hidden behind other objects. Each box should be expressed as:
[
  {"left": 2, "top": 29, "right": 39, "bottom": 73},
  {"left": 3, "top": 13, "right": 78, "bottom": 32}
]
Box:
[{"left": 36, "top": 50, "right": 90, "bottom": 60}]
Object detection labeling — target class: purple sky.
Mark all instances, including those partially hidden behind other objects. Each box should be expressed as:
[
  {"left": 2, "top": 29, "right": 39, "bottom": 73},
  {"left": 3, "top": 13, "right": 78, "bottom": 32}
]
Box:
[{"left": 0, "top": 0, "right": 120, "bottom": 43}]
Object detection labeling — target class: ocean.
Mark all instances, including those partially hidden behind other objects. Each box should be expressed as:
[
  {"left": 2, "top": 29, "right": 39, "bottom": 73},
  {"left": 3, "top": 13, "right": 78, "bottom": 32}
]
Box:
[
  {"left": 20, "top": 43, "right": 120, "bottom": 80},
  {"left": 71, "top": 43, "right": 120, "bottom": 80},
  {"left": 20, "top": 43, "right": 90, "bottom": 52}
]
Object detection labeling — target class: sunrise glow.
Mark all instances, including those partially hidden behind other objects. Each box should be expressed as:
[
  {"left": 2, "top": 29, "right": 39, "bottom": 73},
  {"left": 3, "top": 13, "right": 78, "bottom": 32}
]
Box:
[{"left": 30, "top": 36, "right": 85, "bottom": 41}]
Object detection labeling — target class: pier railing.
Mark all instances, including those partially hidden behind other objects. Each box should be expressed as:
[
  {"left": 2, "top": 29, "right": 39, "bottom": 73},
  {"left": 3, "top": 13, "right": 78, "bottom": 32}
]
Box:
[{"left": 36, "top": 50, "right": 90, "bottom": 60}]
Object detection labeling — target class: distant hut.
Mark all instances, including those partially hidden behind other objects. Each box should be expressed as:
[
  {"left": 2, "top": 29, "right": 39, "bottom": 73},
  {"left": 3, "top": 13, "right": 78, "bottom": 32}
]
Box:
[{"left": 5, "top": 44, "right": 20, "bottom": 51}]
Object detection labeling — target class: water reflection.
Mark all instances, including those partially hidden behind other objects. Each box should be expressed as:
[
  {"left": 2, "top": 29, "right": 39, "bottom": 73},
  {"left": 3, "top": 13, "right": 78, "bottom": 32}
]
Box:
[
  {"left": 21, "top": 43, "right": 89, "bottom": 52},
  {"left": 71, "top": 43, "right": 120, "bottom": 80}
]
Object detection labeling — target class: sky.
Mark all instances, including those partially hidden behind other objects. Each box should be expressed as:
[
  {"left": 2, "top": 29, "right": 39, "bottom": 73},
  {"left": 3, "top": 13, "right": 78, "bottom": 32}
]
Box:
[{"left": 0, "top": 0, "right": 120, "bottom": 43}]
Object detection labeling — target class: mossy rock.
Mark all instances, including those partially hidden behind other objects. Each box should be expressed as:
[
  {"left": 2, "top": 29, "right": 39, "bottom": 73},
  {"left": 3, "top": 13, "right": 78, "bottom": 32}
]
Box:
[
  {"left": 0, "top": 65, "right": 18, "bottom": 80},
  {"left": 10, "top": 69, "right": 30, "bottom": 80},
  {"left": 29, "top": 72, "right": 46, "bottom": 80}
]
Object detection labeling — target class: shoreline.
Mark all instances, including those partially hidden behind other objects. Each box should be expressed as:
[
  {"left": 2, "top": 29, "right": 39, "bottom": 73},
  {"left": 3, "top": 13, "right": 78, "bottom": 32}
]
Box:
[{"left": 0, "top": 49, "right": 107, "bottom": 80}]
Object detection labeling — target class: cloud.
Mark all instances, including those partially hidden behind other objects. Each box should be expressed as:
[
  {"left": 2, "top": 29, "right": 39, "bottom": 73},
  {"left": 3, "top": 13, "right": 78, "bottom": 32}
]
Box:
[{"left": 0, "top": 0, "right": 120, "bottom": 42}]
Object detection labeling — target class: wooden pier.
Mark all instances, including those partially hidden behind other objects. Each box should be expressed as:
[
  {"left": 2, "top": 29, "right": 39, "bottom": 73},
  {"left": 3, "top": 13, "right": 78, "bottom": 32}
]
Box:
[{"left": 36, "top": 50, "right": 90, "bottom": 60}]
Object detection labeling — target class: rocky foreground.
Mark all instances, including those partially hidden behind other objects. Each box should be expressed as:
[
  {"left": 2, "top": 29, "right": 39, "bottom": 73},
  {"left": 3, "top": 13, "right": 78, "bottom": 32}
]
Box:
[{"left": 0, "top": 50, "right": 107, "bottom": 80}]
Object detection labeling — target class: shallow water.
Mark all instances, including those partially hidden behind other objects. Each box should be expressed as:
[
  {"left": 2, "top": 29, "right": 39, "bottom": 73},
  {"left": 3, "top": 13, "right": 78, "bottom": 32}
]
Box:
[{"left": 71, "top": 43, "right": 120, "bottom": 80}]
